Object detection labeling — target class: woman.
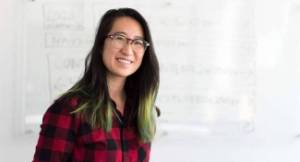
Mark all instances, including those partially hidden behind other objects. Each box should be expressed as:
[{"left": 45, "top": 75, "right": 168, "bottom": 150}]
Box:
[{"left": 33, "top": 8, "right": 159, "bottom": 162}]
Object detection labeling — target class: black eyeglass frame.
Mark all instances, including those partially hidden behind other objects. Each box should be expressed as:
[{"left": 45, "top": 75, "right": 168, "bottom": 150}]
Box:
[{"left": 106, "top": 33, "right": 150, "bottom": 50}]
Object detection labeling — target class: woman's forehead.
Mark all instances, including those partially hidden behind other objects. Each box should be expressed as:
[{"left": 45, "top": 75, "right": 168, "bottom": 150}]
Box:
[{"left": 109, "top": 17, "right": 144, "bottom": 38}]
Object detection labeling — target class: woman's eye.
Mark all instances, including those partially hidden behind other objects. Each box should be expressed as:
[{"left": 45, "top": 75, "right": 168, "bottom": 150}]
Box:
[
  {"left": 133, "top": 40, "right": 144, "bottom": 46},
  {"left": 115, "top": 35, "right": 125, "bottom": 40}
]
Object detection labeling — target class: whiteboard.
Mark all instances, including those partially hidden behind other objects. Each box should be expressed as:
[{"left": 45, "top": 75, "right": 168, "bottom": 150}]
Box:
[{"left": 19, "top": 0, "right": 256, "bottom": 136}]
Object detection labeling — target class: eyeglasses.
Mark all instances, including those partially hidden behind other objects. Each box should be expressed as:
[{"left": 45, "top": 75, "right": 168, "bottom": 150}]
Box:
[{"left": 106, "top": 33, "right": 150, "bottom": 53}]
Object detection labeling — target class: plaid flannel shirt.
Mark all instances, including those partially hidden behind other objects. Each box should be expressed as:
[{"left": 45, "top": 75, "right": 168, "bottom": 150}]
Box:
[{"left": 33, "top": 97, "right": 151, "bottom": 162}]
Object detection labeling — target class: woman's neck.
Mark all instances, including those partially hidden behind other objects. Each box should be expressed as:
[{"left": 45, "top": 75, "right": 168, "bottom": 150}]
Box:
[{"left": 106, "top": 74, "right": 126, "bottom": 114}]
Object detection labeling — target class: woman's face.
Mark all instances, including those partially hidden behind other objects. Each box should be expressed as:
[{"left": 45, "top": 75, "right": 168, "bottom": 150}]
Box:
[{"left": 102, "top": 16, "right": 145, "bottom": 79}]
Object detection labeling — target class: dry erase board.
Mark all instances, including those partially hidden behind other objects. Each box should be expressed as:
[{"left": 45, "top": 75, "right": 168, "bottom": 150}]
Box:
[{"left": 19, "top": 0, "right": 256, "bottom": 136}]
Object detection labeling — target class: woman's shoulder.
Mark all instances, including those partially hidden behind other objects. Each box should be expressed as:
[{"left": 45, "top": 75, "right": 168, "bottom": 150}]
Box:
[{"left": 46, "top": 95, "right": 82, "bottom": 115}]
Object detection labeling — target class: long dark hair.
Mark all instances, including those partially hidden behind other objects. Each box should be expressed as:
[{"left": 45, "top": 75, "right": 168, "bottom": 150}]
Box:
[{"left": 57, "top": 8, "right": 159, "bottom": 142}]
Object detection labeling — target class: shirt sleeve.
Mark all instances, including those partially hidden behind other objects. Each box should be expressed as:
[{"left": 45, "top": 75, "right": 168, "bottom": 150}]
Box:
[{"left": 33, "top": 99, "right": 78, "bottom": 162}]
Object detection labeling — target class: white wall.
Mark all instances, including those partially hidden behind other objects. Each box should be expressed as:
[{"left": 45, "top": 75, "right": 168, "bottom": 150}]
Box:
[
  {"left": 0, "top": 0, "right": 31, "bottom": 161},
  {"left": 1, "top": 0, "right": 300, "bottom": 162},
  {"left": 0, "top": 0, "right": 37, "bottom": 161}
]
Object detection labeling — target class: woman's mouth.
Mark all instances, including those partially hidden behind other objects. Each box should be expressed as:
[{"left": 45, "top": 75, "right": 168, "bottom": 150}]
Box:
[{"left": 116, "top": 58, "right": 133, "bottom": 64}]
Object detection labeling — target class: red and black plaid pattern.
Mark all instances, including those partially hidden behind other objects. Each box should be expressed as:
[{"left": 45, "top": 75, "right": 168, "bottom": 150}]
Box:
[{"left": 33, "top": 97, "right": 151, "bottom": 162}]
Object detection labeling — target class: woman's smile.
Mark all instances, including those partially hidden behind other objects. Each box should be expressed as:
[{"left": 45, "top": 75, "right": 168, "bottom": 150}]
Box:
[{"left": 116, "top": 57, "right": 133, "bottom": 65}]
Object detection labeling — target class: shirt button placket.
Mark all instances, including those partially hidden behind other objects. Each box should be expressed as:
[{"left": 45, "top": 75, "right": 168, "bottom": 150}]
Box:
[{"left": 124, "top": 154, "right": 129, "bottom": 162}]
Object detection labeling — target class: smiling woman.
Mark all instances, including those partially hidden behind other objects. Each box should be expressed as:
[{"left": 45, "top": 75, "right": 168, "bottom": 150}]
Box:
[
  {"left": 102, "top": 17, "right": 147, "bottom": 79},
  {"left": 32, "top": 8, "right": 160, "bottom": 162}
]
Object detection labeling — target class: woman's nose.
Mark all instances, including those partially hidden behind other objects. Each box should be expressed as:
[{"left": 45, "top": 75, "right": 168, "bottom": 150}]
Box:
[{"left": 120, "top": 42, "right": 134, "bottom": 56}]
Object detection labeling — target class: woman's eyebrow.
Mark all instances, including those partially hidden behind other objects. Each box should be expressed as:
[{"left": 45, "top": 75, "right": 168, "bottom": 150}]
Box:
[
  {"left": 134, "top": 36, "right": 144, "bottom": 40},
  {"left": 112, "top": 31, "right": 127, "bottom": 35},
  {"left": 112, "top": 31, "right": 144, "bottom": 39}
]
